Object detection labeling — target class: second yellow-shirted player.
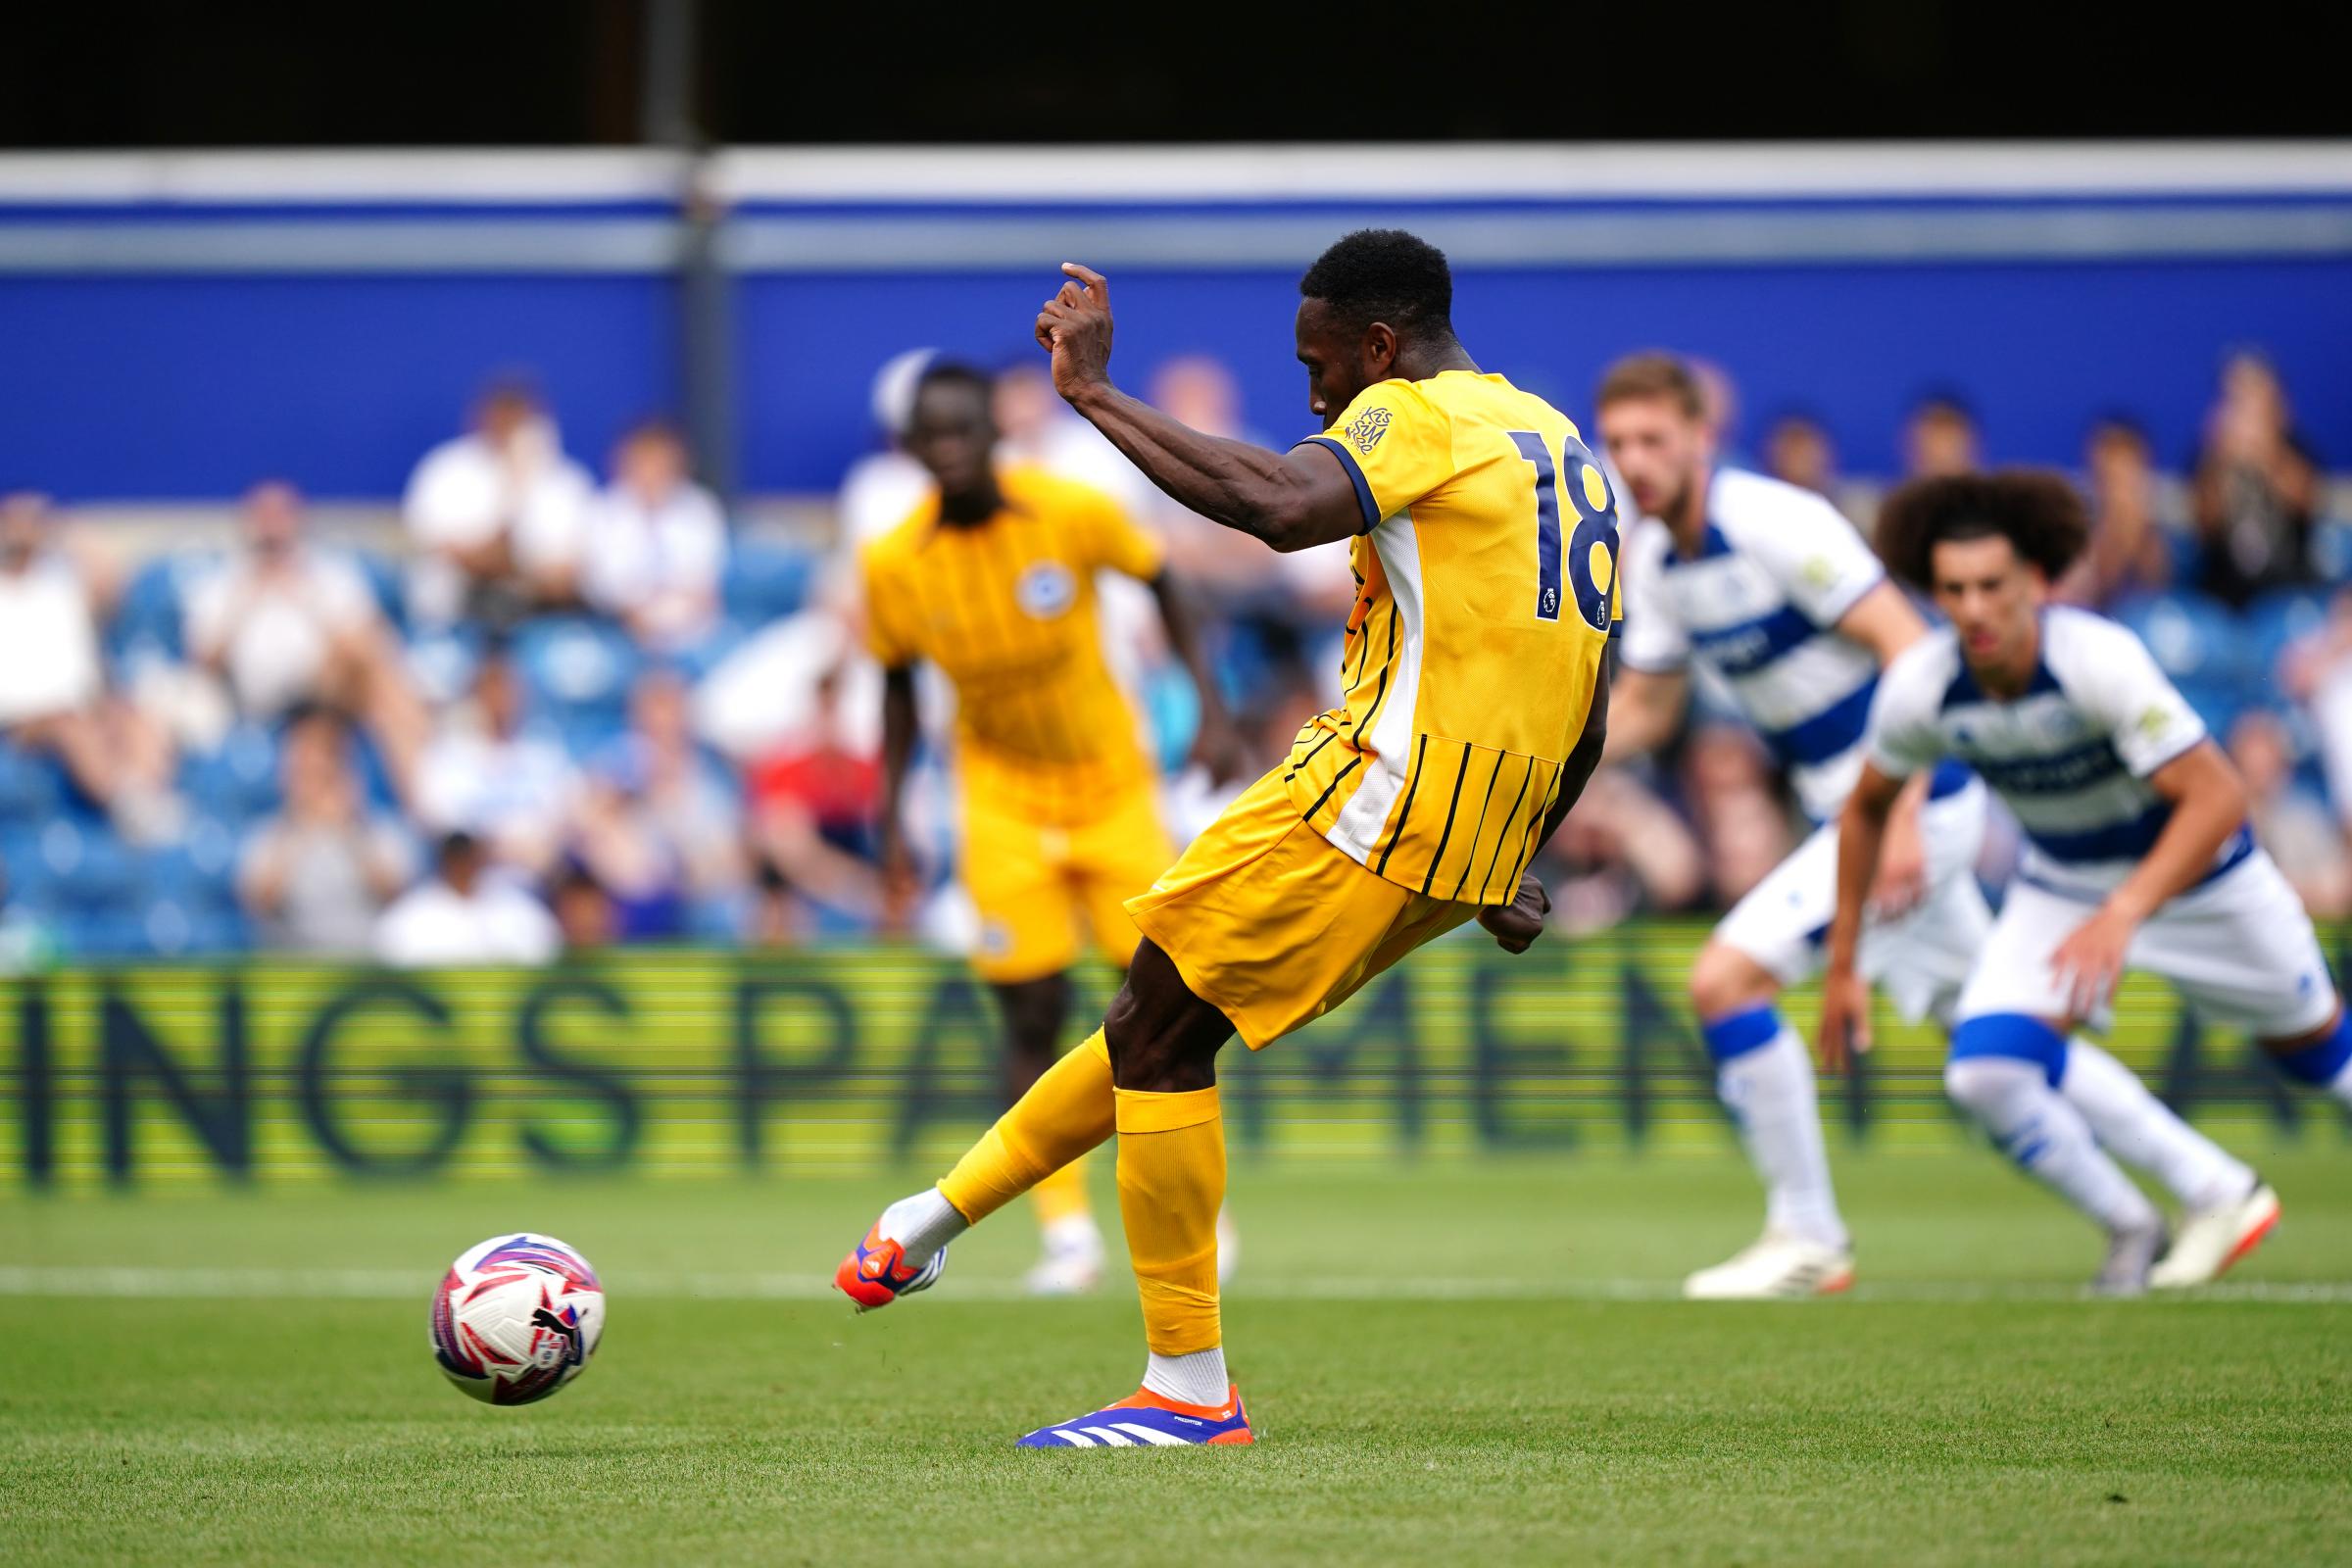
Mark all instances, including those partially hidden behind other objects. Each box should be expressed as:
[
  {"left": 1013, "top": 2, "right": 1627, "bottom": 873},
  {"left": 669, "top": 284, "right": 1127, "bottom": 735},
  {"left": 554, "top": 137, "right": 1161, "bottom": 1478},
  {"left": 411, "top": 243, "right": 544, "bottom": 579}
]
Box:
[{"left": 861, "top": 360, "right": 1242, "bottom": 1295}]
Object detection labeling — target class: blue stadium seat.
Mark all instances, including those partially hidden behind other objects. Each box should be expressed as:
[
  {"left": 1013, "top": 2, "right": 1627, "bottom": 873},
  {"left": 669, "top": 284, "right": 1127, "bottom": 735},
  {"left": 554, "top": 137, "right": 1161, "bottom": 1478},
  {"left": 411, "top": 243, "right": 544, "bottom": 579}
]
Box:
[
  {"left": 181, "top": 723, "right": 282, "bottom": 824},
  {"left": 514, "top": 615, "right": 641, "bottom": 738},
  {"left": 722, "top": 541, "right": 817, "bottom": 627},
  {"left": 2243, "top": 587, "right": 2333, "bottom": 684},
  {"left": 106, "top": 553, "right": 198, "bottom": 667},
  {"left": 346, "top": 546, "right": 410, "bottom": 635},
  {"left": 2113, "top": 590, "right": 2247, "bottom": 689},
  {"left": 0, "top": 741, "right": 66, "bottom": 829}
]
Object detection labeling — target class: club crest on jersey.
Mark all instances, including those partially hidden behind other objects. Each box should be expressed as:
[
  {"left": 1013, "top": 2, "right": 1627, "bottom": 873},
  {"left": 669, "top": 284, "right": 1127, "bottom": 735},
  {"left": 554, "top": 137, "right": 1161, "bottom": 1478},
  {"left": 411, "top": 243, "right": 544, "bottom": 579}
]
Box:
[
  {"left": 1347, "top": 407, "right": 1392, "bottom": 455},
  {"left": 1016, "top": 562, "right": 1077, "bottom": 619}
]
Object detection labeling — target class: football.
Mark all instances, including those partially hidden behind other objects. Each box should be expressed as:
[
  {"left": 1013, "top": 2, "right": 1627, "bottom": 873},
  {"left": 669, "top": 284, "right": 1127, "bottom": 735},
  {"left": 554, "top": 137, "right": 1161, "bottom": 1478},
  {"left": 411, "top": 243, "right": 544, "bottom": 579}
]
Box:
[{"left": 428, "top": 1233, "right": 606, "bottom": 1405}]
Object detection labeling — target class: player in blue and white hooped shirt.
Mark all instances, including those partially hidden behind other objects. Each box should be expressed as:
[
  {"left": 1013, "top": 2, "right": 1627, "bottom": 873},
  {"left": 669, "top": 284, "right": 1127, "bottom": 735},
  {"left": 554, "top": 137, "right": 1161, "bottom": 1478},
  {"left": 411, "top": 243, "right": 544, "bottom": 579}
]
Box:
[
  {"left": 1597, "top": 354, "right": 1992, "bottom": 1299},
  {"left": 1824, "top": 472, "right": 2316, "bottom": 1295}
]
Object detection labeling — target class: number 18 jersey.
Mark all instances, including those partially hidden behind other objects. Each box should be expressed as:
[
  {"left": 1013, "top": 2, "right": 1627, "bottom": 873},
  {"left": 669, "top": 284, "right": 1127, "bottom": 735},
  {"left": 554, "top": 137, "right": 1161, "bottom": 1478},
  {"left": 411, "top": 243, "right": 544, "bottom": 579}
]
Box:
[{"left": 1282, "top": 369, "right": 1619, "bottom": 904}]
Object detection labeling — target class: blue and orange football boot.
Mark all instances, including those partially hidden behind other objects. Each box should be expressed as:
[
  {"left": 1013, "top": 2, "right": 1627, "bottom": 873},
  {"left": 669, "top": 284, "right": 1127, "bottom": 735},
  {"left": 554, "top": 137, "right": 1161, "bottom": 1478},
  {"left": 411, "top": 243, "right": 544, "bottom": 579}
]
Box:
[
  {"left": 1016, "top": 1384, "right": 1254, "bottom": 1447},
  {"left": 833, "top": 1223, "right": 947, "bottom": 1311}
]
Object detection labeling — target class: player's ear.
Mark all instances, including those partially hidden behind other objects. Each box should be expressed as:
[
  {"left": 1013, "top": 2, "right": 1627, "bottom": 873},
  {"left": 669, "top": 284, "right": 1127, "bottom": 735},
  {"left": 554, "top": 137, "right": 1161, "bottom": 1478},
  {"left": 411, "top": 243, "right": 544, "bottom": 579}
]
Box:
[{"left": 1364, "top": 321, "right": 1398, "bottom": 377}]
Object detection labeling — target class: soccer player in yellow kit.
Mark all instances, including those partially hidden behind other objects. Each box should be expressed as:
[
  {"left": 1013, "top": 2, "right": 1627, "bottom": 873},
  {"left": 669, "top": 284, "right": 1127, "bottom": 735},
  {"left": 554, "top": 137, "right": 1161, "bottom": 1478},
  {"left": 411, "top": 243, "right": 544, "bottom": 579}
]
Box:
[
  {"left": 863, "top": 360, "right": 1242, "bottom": 1294},
  {"left": 836, "top": 230, "right": 1617, "bottom": 1447}
]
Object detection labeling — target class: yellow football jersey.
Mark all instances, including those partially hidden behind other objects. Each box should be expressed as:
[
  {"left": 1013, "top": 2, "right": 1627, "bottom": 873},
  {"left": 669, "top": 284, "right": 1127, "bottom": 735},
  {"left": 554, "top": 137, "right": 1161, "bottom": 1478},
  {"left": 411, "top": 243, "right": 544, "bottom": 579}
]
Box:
[
  {"left": 861, "top": 465, "right": 1165, "bottom": 824},
  {"left": 1281, "top": 370, "right": 1619, "bottom": 903}
]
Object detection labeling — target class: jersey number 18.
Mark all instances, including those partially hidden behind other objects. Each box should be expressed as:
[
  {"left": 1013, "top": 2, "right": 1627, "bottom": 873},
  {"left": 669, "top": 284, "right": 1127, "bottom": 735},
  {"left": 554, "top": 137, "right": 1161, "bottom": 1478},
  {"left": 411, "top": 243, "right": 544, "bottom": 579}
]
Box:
[{"left": 1509, "top": 430, "right": 1618, "bottom": 633}]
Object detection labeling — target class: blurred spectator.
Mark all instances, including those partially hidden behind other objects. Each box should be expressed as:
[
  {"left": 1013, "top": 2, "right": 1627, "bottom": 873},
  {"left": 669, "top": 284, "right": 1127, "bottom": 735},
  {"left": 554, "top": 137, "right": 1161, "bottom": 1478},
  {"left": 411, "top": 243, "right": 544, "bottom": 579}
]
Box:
[
  {"left": 1147, "top": 354, "right": 1353, "bottom": 626},
  {"left": 746, "top": 661, "right": 884, "bottom": 924},
  {"left": 2229, "top": 710, "right": 2351, "bottom": 918},
  {"left": 2283, "top": 590, "right": 2352, "bottom": 836},
  {"left": 1689, "top": 357, "right": 1743, "bottom": 462},
  {"left": 1762, "top": 412, "right": 1837, "bottom": 498},
  {"left": 748, "top": 858, "right": 816, "bottom": 948},
  {"left": 186, "top": 481, "right": 429, "bottom": 795},
  {"left": 403, "top": 380, "right": 595, "bottom": 627},
  {"left": 591, "top": 668, "right": 745, "bottom": 902},
  {"left": 1903, "top": 393, "right": 1981, "bottom": 478},
  {"left": 415, "top": 650, "right": 578, "bottom": 877},
  {"left": 993, "top": 360, "right": 1154, "bottom": 516},
  {"left": 2060, "top": 418, "right": 2174, "bottom": 609},
  {"left": 1680, "top": 722, "right": 1794, "bottom": 905},
  {"left": 549, "top": 860, "right": 619, "bottom": 951},
  {"left": 1539, "top": 766, "right": 1707, "bottom": 933},
  {"left": 837, "top": 348, "right": 939, "bottom": 550},
  {"left": 580, "top": 421, "right": 728, "bottom": 652},
  {"left": 375, "top": 830, "right": 560, "bottom": 967},
  {"left": 236, "top": 706, "right": 413, "bottom": 955},
  {"left": 2191, "top": 351, "right": 2323, "bottom": 608},
  {"left": 0, "top": 493, "right": 179, "bottom": 839}
]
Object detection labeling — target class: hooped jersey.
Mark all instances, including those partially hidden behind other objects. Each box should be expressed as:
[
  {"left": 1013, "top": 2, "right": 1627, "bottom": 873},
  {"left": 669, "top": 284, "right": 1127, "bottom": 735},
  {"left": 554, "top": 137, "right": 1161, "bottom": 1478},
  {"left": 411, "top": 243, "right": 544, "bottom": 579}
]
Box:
[
  {"left": 1281, "top": 370, "right": 1619, "bottom": 904},
  {"left": 860, "top": 465, "right": 1163, "bottom": 824}
]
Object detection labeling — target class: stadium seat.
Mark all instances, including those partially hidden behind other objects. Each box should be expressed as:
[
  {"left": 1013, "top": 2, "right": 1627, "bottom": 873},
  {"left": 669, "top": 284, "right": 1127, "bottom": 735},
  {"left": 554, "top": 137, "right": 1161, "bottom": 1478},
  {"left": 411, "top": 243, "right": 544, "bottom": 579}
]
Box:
[
  {"left": 0, "top": 741, "right": 66, "bottom": 829},
  {"left": 2243, "top": 587, "right": 2333, "bottom": 683},
  {"left": 105, "top": 553, "right": 200, "bottom": 667},
  {"left": 514, "top": 615, "right": 641, "bottom": 739},
  {"left": 722, "top": 541, "right": 817, "bottom": 627},
  {"left": 181, "top": 723, "right": 282, "bottom": 824},
  {"left": 347, "top": 546, "right": 410, "bottom": 635},
  {"left": 2112, "top": 590, "right": 2248, "bottom": 689}
]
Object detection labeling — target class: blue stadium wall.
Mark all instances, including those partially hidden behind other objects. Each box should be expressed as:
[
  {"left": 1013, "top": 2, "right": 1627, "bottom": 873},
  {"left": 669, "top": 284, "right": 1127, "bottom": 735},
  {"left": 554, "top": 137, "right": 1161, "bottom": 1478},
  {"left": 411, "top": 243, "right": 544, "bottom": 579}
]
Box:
[{"left": 2, "top": 144, "right": 2349, "bottom": 500}]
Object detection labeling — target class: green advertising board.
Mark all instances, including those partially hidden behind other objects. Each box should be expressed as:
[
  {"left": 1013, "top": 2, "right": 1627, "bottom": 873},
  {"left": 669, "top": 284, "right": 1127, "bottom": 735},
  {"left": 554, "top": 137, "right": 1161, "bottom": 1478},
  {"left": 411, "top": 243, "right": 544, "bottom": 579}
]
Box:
[{"left": 3, "top": 921, "right": 2339, "bottom": 1188}]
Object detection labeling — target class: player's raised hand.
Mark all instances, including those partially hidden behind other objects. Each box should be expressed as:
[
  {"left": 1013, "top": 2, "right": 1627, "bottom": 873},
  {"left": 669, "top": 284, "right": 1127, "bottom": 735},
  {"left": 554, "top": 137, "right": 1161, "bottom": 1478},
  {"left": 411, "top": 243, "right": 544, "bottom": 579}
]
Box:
[
  {"left": 1035, "top": 263, "right": 1116, "bottom": 402},
  {"left": 1816, "top": 965, "right": 1874, "bottom": 1073},
  {"left": 1478, "top": 869, "right": 1552, "bottom": 955}
]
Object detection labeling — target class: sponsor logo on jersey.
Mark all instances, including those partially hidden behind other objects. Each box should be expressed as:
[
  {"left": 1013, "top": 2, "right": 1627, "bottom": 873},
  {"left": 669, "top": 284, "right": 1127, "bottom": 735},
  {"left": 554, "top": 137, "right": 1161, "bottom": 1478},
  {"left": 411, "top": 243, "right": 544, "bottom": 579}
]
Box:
[
  {"left": 1347, "top": 407, "right": 1392, "bottom": 455},
  {"left": 1016, "top": 562, "right": 1077, "bottom": 619}
]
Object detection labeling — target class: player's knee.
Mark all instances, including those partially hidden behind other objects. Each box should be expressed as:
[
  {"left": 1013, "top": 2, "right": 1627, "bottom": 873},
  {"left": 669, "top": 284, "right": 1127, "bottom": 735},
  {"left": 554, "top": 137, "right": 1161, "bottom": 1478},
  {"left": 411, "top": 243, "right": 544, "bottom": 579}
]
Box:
[
  {"left": 1103, "top": 941, "right": 1233, "bottom": 1093},
  {"left": 1689, "top": 943, "right": 1778, "bottom": 1022},
  {"left": 1942, "top": 1054, "right": 2031, "bottom": 1117}
]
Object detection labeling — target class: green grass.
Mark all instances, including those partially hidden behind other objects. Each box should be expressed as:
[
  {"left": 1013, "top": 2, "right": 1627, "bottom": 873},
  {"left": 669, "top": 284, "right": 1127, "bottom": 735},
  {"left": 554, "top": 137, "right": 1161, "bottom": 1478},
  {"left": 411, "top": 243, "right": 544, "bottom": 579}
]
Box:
[{"left": 5, "top": 1148, "right": 2352, "bottom": 1564}]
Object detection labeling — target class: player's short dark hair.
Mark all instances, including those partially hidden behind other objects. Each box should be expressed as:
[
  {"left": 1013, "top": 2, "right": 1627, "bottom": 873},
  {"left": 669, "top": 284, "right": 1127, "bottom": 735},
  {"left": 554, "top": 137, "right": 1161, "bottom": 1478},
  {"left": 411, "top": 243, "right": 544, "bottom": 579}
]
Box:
[
  {"left": 1298, "top": 229, "right": 1453, "bottom": 338},
  {"left": 1595, "top": 352, "right": 1707, "bottom": 420},
  {"left": 1876, "top": 471, "right": 2089, "bottom": 589},
  {"left": 911, "top": 360, "right": 993, "bottom": 411}
]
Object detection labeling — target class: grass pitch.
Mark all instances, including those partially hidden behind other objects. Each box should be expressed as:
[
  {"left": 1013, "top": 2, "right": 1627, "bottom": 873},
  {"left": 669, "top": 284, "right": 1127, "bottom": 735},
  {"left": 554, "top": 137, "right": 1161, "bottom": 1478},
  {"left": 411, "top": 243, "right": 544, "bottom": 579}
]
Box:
[{"left": 5, "top": 1146, "right": 2352, "bottom": 1565}]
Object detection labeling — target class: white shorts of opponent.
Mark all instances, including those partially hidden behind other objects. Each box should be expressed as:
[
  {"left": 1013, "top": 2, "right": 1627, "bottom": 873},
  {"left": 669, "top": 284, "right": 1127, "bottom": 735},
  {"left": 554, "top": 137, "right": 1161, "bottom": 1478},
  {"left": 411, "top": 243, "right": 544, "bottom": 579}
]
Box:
[
  {"left": 1716, "top": 772, "right": 1992, "bottom": 1025},
  {"left": 1956, "top": 844, "right": 2337, "bottom": 1038}
]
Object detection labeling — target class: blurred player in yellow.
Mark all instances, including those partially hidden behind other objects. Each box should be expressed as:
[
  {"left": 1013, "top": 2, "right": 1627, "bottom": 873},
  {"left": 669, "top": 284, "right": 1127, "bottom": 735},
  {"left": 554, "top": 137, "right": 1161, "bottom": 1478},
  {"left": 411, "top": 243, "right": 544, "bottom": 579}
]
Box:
[
  {"left": 861, "top": 360, "right": 1243, "bottom": 1295},
  {"left": 836, "top": 230, "right": 1617, "bottom": 1446}
]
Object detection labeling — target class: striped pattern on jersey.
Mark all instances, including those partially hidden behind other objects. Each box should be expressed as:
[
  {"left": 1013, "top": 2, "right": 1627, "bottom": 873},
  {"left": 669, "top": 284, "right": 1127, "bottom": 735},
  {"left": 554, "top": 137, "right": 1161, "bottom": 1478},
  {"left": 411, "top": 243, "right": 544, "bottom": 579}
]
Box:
[{"left": 1281, "top": 514, "right": 1574, "bottom": 905}]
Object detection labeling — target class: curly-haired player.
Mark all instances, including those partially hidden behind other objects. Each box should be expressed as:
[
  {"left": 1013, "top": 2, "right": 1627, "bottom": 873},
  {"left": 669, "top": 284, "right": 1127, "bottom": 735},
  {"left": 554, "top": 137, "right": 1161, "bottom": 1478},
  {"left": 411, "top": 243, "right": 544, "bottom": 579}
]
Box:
[{"left": 1822, "top": 471, "right": 2337, "bottom": 1294}]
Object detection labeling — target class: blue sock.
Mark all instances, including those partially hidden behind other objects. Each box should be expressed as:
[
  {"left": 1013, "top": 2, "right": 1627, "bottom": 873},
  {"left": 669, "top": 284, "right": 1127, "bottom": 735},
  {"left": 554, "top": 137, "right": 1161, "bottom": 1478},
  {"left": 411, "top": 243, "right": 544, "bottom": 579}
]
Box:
[
  {"left": 1950, "top": 1013, "right": 2069, "bottom": 1088},
  {"left": 2273, "top": 1010, "right": 2352, "bottom": 1100},
  {"left": 1700, "top": 1006, "right": 1781, "bottom": 1063}
]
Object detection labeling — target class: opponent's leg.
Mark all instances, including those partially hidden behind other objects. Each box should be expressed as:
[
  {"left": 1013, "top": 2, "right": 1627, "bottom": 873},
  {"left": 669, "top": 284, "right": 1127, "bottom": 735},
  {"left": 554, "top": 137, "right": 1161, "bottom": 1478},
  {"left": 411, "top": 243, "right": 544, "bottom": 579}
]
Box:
[
  {"left": 1945, "top": 1016, "right": 2166, "bottom": 1295},
  {"left": 2059, "top": 1036, "right": 2254, "bottom": 1209},
  {"left": 992, "top": 972, "right": 1105, "bottom": 1295},
  {"left": 2267, "top": 1006, "right": 2352, "bottom": 1107},
  {"left": 1683, "top": 940, "right": 1852, "bottom": 1299}
]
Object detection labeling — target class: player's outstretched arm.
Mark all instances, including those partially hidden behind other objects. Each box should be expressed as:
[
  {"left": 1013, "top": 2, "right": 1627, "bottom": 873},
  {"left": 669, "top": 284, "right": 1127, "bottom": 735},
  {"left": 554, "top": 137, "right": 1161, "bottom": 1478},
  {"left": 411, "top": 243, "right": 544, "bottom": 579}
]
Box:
[
  {"left": 1820, "top": 761, "right": 1904, "bottom": 1070},
  {"left": 1037, "top": 264, "right": 1365, "bottom": 554},
  {"left": 2048, "top": 739, "right": 2247, "bottom": 1018},
  {"left": 874, "top": 665, "right": 920, "bottom": 919},
  {"left": 1149, "top": 570, "right": 1250, "bottom": 784}
]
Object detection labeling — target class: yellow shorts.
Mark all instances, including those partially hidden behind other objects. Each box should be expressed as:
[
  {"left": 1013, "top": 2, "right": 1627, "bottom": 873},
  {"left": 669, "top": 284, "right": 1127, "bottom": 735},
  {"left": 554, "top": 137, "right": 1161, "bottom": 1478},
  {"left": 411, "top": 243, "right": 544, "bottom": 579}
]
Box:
[
  {"left": 1125, "top": 766, "right": 1478, "bottom": 1050},
  {"left": 961, "top": 779, "right": 1175, "bottom": 984}
]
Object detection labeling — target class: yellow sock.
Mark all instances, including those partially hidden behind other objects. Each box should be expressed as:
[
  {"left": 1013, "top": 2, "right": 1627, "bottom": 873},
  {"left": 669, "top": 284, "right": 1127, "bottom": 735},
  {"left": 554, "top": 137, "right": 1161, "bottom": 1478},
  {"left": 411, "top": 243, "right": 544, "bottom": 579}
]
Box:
[
  {"left": 1029, "top": 1152, "right": 1093, "bottom": 1227},
  {"left": 939, "top": 1029, "right": 1113, "bottom": 1225},
  {"left": 1113, "top": 1084, "right": 1226, "bottom": 1356}
]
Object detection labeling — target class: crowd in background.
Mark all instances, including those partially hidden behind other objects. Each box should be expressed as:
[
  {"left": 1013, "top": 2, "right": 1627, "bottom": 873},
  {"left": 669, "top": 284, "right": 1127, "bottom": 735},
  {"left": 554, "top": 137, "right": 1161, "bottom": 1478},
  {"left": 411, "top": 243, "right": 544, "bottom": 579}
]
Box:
[{"left": 2, "top": 347, "right": 2347, "bottom": 970}]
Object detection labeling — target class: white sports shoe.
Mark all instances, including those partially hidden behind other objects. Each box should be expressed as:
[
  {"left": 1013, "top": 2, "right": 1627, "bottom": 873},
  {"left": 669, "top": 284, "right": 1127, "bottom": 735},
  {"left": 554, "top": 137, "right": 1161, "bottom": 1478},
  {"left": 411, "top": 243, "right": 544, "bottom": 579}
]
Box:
[
  {"left": 2149, "top": 1181, "right": 2280, "bottom": 1289},
  {"left": 1683, "top": 1231, "right": 1855, "bottom": 1299},
  {"left": 1024, "top": 1215, "right": 1105, "bottom": 1297}
]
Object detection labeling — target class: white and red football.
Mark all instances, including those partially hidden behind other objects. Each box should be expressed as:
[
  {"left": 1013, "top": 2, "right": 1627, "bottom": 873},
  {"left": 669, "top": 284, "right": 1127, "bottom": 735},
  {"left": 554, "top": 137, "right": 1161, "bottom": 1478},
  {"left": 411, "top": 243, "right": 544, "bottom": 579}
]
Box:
[{"left": 429, "top": 1233, "right": 606, "bottom": 1405}]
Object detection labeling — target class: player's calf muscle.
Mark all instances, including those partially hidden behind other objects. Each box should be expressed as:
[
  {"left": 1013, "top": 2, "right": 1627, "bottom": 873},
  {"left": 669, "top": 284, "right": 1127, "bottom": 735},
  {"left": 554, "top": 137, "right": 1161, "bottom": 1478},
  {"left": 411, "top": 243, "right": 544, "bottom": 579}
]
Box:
[{"left": 1105, "top": 940, "right": 1234, "bottom": 1092}]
